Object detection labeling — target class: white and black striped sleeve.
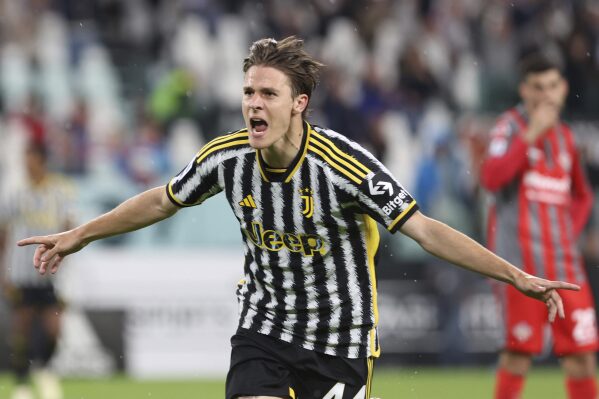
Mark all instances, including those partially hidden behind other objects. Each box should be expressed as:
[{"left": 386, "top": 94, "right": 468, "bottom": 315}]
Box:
[
  {"left": 166, "top": 151, "right": 223, "bottom": 207},
  {"left": 166, "top": 130, "right": 251, "bottom": 207}
]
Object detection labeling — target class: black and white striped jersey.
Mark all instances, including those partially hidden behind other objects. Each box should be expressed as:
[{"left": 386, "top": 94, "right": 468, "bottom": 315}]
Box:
[
  {"left": 0, "top": 174, "right": 75, "bottom": 287},
  {"left": 167, "top": 121, "right": 419, "bottom": 358}
]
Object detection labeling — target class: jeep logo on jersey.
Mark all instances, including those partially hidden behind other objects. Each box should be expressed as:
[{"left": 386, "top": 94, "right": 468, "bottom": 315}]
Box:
[
  {"left": 368, "top": 175, "right": 393, "bottom": 196},
  {"left": 242, "top": 221, "right": 326, "bottom": 256}
]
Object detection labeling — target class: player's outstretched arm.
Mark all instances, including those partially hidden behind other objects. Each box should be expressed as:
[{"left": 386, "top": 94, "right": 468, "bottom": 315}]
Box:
[
  {"left": 17, "top": 185, "right": 178, "bottom": 275},
  {"left": 399, "top": 211, "right": 580, "bottom": 322}
]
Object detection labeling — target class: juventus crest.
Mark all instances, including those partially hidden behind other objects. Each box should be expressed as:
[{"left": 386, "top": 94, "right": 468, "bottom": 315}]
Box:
[{"left": 300, "top": 187, "right": 314, "bottom": 219}]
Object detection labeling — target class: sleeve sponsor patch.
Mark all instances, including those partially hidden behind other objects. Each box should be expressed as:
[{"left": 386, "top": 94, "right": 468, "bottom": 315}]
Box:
[{"left": 360, "top": 171, "right": 417, "bottom": 229}]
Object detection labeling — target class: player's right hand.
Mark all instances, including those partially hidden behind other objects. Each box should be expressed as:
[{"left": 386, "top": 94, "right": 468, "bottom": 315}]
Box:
[
  {"left": 525, "top": 101, "right": 560, "bottom": 143},
  {"left": 17, "top": 230, "right": 87, "bottom": 275},
  {"left": 514, "top": 273, "right": 580, "bottom": 322}
]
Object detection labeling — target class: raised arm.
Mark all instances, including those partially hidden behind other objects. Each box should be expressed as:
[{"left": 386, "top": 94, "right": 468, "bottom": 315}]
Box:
[
  {"left": 17, "top": 185, "right": 179, "bottom": 274},
  {"left": 399, "top": 211, "right": 580, "bottom": 322},
  {"left": 481, "top": 104, "right": 558, "bottom": 192}
]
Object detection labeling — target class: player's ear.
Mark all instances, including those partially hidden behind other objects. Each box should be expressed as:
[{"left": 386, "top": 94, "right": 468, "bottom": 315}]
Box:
[
  {"left": 518, "top": 81, "right": 527, "bottom": 101},
  {"left": 293, "top": 94, "right": 309, "bottom": 115}
]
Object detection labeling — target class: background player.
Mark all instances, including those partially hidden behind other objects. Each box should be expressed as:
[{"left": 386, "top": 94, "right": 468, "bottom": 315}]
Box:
[
  {"left": 18, "top": 38, "right": 580, "bottom": 399},
  {"left": 1, "top": 140, "right": 75, "bottom": 399},
  {"left": 481, "top": 53, "right": 598, "bottom": 399}
]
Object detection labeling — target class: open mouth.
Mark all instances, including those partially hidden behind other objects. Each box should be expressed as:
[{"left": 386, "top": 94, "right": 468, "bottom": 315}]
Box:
[{"left": 250, "top": 118, "right": 268, "bottom": 133}]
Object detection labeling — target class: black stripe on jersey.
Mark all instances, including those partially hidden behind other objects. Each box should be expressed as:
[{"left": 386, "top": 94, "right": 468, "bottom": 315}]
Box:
[
  {"left": 312, "top": 166, "right": 337, "bottom": 353},
  {"left": 289, "top": 166, "right": 315, "bottom": 347},
  {"left": 250, "top": 179, "right": 281, "bottom": 333},
  {"left": 223, "top": 156, "right": 250, "bottom": 321},
  {"left": 196, "top": 131, "right": 249, "bottom": 164},
  {"left": 327, "top": 207, "right": 353, "bottom": 358},
  {"left": 310, "top": 130, "right": 371, "bottom": 176},
  {"left": 225, "top": 156, "right": 251, "bottom": 326},
  {"left": 274, "top": 173, "right": 300, "bottom": 340},
  {"left": 343, "top": 209, "right": 373, "bottom": 358},
  {"left": 239, "top": 155, "right": 273, "bottom": 330}
]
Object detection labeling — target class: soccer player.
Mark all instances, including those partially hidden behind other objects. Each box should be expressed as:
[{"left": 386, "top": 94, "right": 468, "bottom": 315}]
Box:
[
  {"left": 1, "top": 141, "right": 74, "bottom": 399},
  {"left": 19, "top": 37, "right": 581, "bottom": 399},
  {"left": 481, "top": 53, "right": 598, "bottom": 399}
]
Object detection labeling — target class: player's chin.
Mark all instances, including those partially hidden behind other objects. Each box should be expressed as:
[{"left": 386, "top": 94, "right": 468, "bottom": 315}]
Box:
[{"left": 248, "top": 133, "right": 270, "bottom": 149}]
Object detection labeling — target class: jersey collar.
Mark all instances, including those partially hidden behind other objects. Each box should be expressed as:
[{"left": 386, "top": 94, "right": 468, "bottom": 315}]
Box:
[{"left": 256, "top": 121, "right": 311, "bottom": 183}]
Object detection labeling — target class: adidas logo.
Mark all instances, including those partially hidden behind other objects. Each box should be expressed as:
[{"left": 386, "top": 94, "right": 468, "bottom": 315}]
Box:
[{"left": 239, "top": 194, "right": 257, "bottom": 208}]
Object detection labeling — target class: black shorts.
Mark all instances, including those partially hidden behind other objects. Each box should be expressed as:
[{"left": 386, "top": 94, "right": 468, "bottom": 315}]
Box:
[
  {"left": 226, "top": 328, "right": 375, "bottom": 399},
  {"left": 8, "top": 286, "right": 61, "bottom": 308}
]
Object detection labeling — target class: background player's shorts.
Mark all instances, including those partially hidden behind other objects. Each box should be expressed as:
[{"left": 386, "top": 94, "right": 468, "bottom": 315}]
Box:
[
  {"left": 8, "top": 285, "right": 61, "bottom": 308},
  {"left": 226, "top": 327, "right": 374, "bottom": 399},
  {"left": 502, "top": 282, "right": 599, "bottom": 356}
]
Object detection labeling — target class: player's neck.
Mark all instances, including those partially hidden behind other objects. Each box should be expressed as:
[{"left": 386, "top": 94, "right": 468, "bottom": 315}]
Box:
[{"left": 261, "top": 118, "right": 304, "bottom": 168}]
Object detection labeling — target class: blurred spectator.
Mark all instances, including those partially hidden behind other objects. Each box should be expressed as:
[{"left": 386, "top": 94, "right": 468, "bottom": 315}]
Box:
[
  {"left": 396, "top": 43, "right": 440, "bottom": 133},
  {"left": 0, "top": 140, "right": 75, "bottom": 399},
  {"left": 51, "top": 97, "right": 90, "bottom": 176}
]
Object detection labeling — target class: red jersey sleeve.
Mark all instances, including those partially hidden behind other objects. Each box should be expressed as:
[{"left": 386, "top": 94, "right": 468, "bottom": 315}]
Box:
[
  {"left": 569, "top": 146, "right": 594, "bottom": 237},
  {"left": 480, "top": 114, "right": 529, "bottom": 192}
]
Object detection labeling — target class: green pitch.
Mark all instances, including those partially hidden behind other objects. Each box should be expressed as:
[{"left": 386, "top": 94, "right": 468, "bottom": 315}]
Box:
[{"left": 0, "top": 367, "right": 570, "bottom": 398}]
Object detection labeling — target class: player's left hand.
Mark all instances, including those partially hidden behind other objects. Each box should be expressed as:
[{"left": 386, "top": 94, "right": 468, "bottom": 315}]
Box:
[{"left": 513, "top": 273, "right": 580, "bottom": 322}]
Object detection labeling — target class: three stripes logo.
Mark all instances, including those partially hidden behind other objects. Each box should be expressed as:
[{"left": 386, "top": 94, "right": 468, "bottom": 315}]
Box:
[{"left": 239, "top": 194, "right": 257, "bottom": 208}]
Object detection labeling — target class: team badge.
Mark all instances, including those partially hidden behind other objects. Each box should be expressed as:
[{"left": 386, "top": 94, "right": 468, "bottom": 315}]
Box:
[
  {"left": 300, "top": 188, "right": 314, "bottom": 218},
  {"left": 512, "top": 321, "right": 532, "bottom": 343},
  {"left": 559, "top": 152, "right": 572, "bottom": 171}
]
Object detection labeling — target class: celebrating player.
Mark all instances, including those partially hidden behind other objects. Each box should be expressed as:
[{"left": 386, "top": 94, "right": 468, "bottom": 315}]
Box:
[
  {"left": 19, "top": 37, "right": 580, "bottom": 399},
  {"left": 481, "top": 53, "right": 598, "bottom": 399}
]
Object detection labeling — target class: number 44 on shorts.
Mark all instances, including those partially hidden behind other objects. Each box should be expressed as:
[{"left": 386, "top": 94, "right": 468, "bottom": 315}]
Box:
[{"left": 321, "top": 383, "right": 379, "bottom": 399}]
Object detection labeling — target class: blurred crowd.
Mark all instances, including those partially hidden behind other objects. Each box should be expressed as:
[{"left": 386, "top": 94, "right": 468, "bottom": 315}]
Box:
[{"left": 0, "top": 0, "right": 598, "bottom": 264}]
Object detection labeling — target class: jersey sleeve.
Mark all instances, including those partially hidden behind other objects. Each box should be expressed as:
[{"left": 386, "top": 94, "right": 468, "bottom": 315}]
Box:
[
  {"left": 166, "top": 149, "right": 223, "bottom": 207},
  {"left": 357, "top": 167, "right": 419, "bottom": 233},
  {"left": 480, "top": 113, "right": 529, "bottom": 192}
]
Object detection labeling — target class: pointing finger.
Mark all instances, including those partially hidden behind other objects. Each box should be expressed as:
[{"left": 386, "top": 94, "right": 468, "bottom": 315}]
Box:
[
  {"left": 544, "top": 281, "right": 580, "bottom": 291},
  {"left": 17, "top": 236, "right": 54, "bottom": 247}
]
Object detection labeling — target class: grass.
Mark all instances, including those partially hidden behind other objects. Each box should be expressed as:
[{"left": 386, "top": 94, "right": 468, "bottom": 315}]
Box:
[{"left": 0, "top": 367, "right": 572, "bottom": 398}]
